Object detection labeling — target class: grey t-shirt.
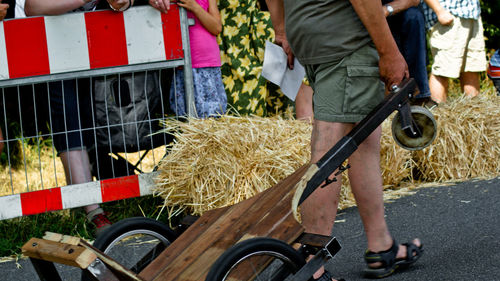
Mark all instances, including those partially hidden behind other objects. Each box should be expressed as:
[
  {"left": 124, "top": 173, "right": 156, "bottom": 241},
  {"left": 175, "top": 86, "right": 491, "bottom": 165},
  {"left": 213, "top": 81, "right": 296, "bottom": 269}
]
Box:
[{"left": 284, "top": 0, "right": 372, "bottom": 65}]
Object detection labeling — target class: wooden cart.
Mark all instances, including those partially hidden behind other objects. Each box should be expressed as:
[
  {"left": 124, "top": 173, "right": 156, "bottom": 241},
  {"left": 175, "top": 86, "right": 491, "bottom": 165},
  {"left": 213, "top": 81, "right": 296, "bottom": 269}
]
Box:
[{"left": 23, "top": 79, "right": 434, "bottom": 281}]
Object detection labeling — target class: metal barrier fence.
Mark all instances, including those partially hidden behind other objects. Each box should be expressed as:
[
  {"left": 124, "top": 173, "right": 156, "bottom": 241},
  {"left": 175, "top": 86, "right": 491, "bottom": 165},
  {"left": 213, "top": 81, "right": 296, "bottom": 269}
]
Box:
[{"left": 0, "top": 5, "right": 195, "bottom": 220}]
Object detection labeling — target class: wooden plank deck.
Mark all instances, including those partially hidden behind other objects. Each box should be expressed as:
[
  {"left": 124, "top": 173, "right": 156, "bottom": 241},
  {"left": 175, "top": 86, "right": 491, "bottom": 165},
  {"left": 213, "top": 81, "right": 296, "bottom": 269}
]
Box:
[{"left": 139, "top": 164, "right": 311, "bottom": 281}]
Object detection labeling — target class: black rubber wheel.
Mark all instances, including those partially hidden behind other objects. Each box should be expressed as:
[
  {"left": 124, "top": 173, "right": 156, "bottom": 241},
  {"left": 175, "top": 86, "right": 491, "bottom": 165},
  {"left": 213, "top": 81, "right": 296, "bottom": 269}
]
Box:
[
  {"left": 205, "top": 237, "right": 306, "bottom": 281},
  {"left": 82, "top": 217, "right": 177, "bottom": 281}
]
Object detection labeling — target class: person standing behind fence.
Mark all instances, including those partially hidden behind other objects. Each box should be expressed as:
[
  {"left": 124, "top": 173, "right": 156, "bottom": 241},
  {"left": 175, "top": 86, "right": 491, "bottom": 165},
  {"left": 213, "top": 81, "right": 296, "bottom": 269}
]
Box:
[
  {"left": 151, "top": 0, "right": 227, "bottom": 118},
  {"left": 422, "top": 0, "right": 487, "bottom": 104},
  {"left": 24, "top": 0, "right": 131, "bottom": 236}
]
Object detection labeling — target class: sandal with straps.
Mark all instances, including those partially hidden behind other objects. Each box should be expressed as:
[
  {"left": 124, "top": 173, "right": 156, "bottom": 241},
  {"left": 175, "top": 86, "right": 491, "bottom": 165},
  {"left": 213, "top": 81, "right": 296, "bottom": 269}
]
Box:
[{"left": 364, "top": 239, "right": 423, "bottom": 279}]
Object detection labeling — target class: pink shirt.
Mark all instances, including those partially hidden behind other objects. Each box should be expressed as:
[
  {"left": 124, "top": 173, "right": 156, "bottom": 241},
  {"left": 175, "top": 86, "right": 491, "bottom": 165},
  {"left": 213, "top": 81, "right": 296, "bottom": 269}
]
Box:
[{"left": 187, "top": 0, "right": 221, "bottom": 68}]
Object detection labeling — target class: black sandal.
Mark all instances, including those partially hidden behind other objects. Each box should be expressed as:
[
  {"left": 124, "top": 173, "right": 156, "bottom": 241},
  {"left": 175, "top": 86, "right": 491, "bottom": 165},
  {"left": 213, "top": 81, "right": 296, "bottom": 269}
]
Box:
[
  {"left": 364, "top": 239, "right": 423, "bottom": 279},
  {"left": 309, "top": 269, "right": 346, "bottom": 281}
]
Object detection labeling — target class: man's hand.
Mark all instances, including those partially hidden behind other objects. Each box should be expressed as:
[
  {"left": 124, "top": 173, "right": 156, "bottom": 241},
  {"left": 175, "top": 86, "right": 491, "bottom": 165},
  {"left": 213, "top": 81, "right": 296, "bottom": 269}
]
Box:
[
  {"left": 150, "top": 0, "right": 170, "bottom": 13},
  {"left": 379, "top": 51, "right": 409, "bottom": 92},
  {"left": 265, "top": 0, "right": 295, "bottom": 69},
  {"left": 0, "top": 0, "right": 9, "bottom": 21},
  {"left": 275, "top": 32, "right": 295, "bottom": 69}
]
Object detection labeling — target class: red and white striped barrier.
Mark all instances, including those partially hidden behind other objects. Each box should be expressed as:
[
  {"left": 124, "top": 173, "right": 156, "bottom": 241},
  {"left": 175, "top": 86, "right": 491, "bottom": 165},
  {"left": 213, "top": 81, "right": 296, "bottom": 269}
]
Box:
[
  {"left": 0, "top": 5, "right": 183, "bottom": 80},
  {"left": 0, "top": 173, "right": 157, "bottom": 220}
]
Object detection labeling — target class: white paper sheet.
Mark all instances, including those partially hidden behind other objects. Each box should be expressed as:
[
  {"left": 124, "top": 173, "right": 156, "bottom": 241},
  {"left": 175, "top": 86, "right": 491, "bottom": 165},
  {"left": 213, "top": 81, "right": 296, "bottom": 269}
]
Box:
[{"left": 261, "top": 41, "right": 305, "bottom": 101}]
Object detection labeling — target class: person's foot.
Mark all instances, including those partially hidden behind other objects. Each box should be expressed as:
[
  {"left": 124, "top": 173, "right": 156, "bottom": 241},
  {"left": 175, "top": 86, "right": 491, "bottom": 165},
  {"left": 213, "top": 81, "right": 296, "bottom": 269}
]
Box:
[
  {"left": 87, "top": 207, "right": 112, "bottom": 237},
  {"left": 364, "top": 238, "right": 423, "bottom": 278},
  {"left": 396, "top": 238, "right": 422, "bottom": 261},
  {"left": 366, "top": 238, "right": 422, "bottom": 268}
]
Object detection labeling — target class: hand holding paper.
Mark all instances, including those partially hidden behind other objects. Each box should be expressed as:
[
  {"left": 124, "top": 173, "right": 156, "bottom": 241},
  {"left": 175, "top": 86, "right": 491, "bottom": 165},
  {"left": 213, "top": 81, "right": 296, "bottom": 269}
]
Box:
[{"left": 261, "top": 41, "right": 305, "bottom": 101}]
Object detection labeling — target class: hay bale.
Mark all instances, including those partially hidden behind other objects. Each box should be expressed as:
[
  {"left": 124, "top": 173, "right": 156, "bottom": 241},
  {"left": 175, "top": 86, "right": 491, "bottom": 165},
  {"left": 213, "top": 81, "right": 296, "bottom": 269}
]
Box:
[
  {"left": 154, "top": 116, "right": 311, "bottom": 217},
  {"left": 155, "top": 95, "right": 500, "bottom": 217},
  {"left": 411, "top": 95, "right": 500, "bottom": 181}
]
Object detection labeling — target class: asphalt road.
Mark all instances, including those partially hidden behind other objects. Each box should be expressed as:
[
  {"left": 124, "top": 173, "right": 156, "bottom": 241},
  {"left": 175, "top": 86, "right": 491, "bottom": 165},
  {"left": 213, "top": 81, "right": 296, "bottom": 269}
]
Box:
[
  {"left": 326, "top": 176, "right": 500, "bottom": 281},
  {"left": 1, "top": 176, "right": 499, "bottom": 281}
]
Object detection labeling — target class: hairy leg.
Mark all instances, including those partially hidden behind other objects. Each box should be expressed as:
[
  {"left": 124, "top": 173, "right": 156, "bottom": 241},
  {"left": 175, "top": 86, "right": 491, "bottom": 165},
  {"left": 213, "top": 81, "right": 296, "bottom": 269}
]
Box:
[
  {"left": 348, "top": 126, "right": 392, "bottom": 252},
  {"left": 349, "top": 126, "right": 421, "bottom": 265},
  {"left": 303, "top": 119, "right": 350, "bottom": 280},
  {"left": 301, "top": 120, "right": 350, "bottom": 236}
]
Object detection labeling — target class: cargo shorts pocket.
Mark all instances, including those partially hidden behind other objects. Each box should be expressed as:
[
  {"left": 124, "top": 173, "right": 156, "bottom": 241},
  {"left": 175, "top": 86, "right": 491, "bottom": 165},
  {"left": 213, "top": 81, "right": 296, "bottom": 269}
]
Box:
[{"left": 344, "top": 66, "right": 384, "bottom": 115}]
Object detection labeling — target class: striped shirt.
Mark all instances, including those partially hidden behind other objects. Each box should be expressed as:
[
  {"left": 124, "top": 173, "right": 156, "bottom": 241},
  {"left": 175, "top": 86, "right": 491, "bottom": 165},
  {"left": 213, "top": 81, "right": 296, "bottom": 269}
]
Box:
[{"left": 421, "top": 0, "right": 481, "bottom": 29}]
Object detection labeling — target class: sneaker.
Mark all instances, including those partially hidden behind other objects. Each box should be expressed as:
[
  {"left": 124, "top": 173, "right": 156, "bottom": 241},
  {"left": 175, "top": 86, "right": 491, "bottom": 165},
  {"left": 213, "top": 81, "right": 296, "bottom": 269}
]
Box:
[
  {"left": 87, "top": 207, "right": 112, "bottom": 237},
  {"left": 410, "top": 97, "right": 438, "bottom": 110}
]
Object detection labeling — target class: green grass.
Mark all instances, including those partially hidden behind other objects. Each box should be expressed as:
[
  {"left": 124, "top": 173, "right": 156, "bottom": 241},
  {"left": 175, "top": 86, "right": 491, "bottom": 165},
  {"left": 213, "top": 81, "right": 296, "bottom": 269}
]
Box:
[{"left": 0, "top": 195, "right": 176, "bottom": 258}]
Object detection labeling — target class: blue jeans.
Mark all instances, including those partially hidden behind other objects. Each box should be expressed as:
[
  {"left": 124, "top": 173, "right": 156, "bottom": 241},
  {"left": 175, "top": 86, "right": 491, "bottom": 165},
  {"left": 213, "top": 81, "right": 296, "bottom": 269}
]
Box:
[{"left": 386, "top": 6, "right": 431, "bottom": 99}]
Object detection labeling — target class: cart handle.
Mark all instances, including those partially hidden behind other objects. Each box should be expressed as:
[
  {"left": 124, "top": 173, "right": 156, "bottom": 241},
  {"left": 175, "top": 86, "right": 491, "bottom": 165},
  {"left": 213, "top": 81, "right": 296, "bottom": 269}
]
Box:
[{"left": 291, "top": 78, "right": 417, "bottom": 221}]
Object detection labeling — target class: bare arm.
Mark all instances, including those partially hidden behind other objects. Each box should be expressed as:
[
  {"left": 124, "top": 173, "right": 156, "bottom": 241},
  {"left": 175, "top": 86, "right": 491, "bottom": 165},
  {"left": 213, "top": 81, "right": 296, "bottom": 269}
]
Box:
[
  {"left": 178, "top": 0, "right": 221, "bottom": 35},
  {"left": 383, "top": 0, "right": 419, "bottom": 17},
  {"left": 265, "top": 0, "right": 294, "bottom": 68},
  {"left": 25, "top": 0, "right": 88, "bottom": 15},
  {"left": 423, "top": 0, "right": 453, "bottom": 25},
  {"left": 350, "top": 0, "right": 408, "bottom": 89},
  {"left": 25, "top": 0, "right": 133, "bottom": 16}
]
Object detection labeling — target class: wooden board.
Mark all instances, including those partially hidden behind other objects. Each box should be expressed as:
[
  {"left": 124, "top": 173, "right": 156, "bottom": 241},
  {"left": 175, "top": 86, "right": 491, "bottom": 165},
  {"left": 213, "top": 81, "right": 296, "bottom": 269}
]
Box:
[
  {"left": 139, "top": 164, "right": 311, "bottom": 281},
  {"left": 22, "top": 238, "right": 96, "bottom": 269}
]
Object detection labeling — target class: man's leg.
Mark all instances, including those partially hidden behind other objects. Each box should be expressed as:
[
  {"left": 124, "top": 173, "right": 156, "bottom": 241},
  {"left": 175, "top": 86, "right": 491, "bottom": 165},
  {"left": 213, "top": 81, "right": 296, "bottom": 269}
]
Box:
[
  {"left": 429, "top": 73, "right": 449, "bottom": 103},
  {"left": 301, "top": 120, "right": 349, "bottom": 236},
  {"left": 295, "top": 82, "right": 314, "bottom": 122},
  {"left": 460, "top": 71, "right": 480, "bottom": 97},
  {"left": 347, "top": 126, "right": 392, "bottom": 251},
  {"left": 301, "top": 120, "right": 350, "bottom": 280},
  {"left": 304, "top": 121, "right": 394, "bottom": 248},
  {"left": 349, "top": 125, "right": 421, "bottom": 267},
  {"left": 304, "top": 121, "right": 421, "bottom": 275}
]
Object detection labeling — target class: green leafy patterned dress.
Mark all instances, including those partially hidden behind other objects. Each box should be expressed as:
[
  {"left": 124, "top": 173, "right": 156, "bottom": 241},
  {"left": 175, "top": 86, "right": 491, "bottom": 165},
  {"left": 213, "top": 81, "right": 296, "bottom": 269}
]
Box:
[{"left": 217, "top": 0, "right": 294, "bottom": 117}]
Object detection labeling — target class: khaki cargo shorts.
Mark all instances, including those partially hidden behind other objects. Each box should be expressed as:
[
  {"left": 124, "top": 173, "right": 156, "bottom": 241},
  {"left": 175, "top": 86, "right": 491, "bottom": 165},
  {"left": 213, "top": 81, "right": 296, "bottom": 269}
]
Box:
[
  {"left": 429, "top": 16, "right": 487, "bottom": 78},
  {"left": 305, "top": 44, "right": 384, "bottom": 123}
]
